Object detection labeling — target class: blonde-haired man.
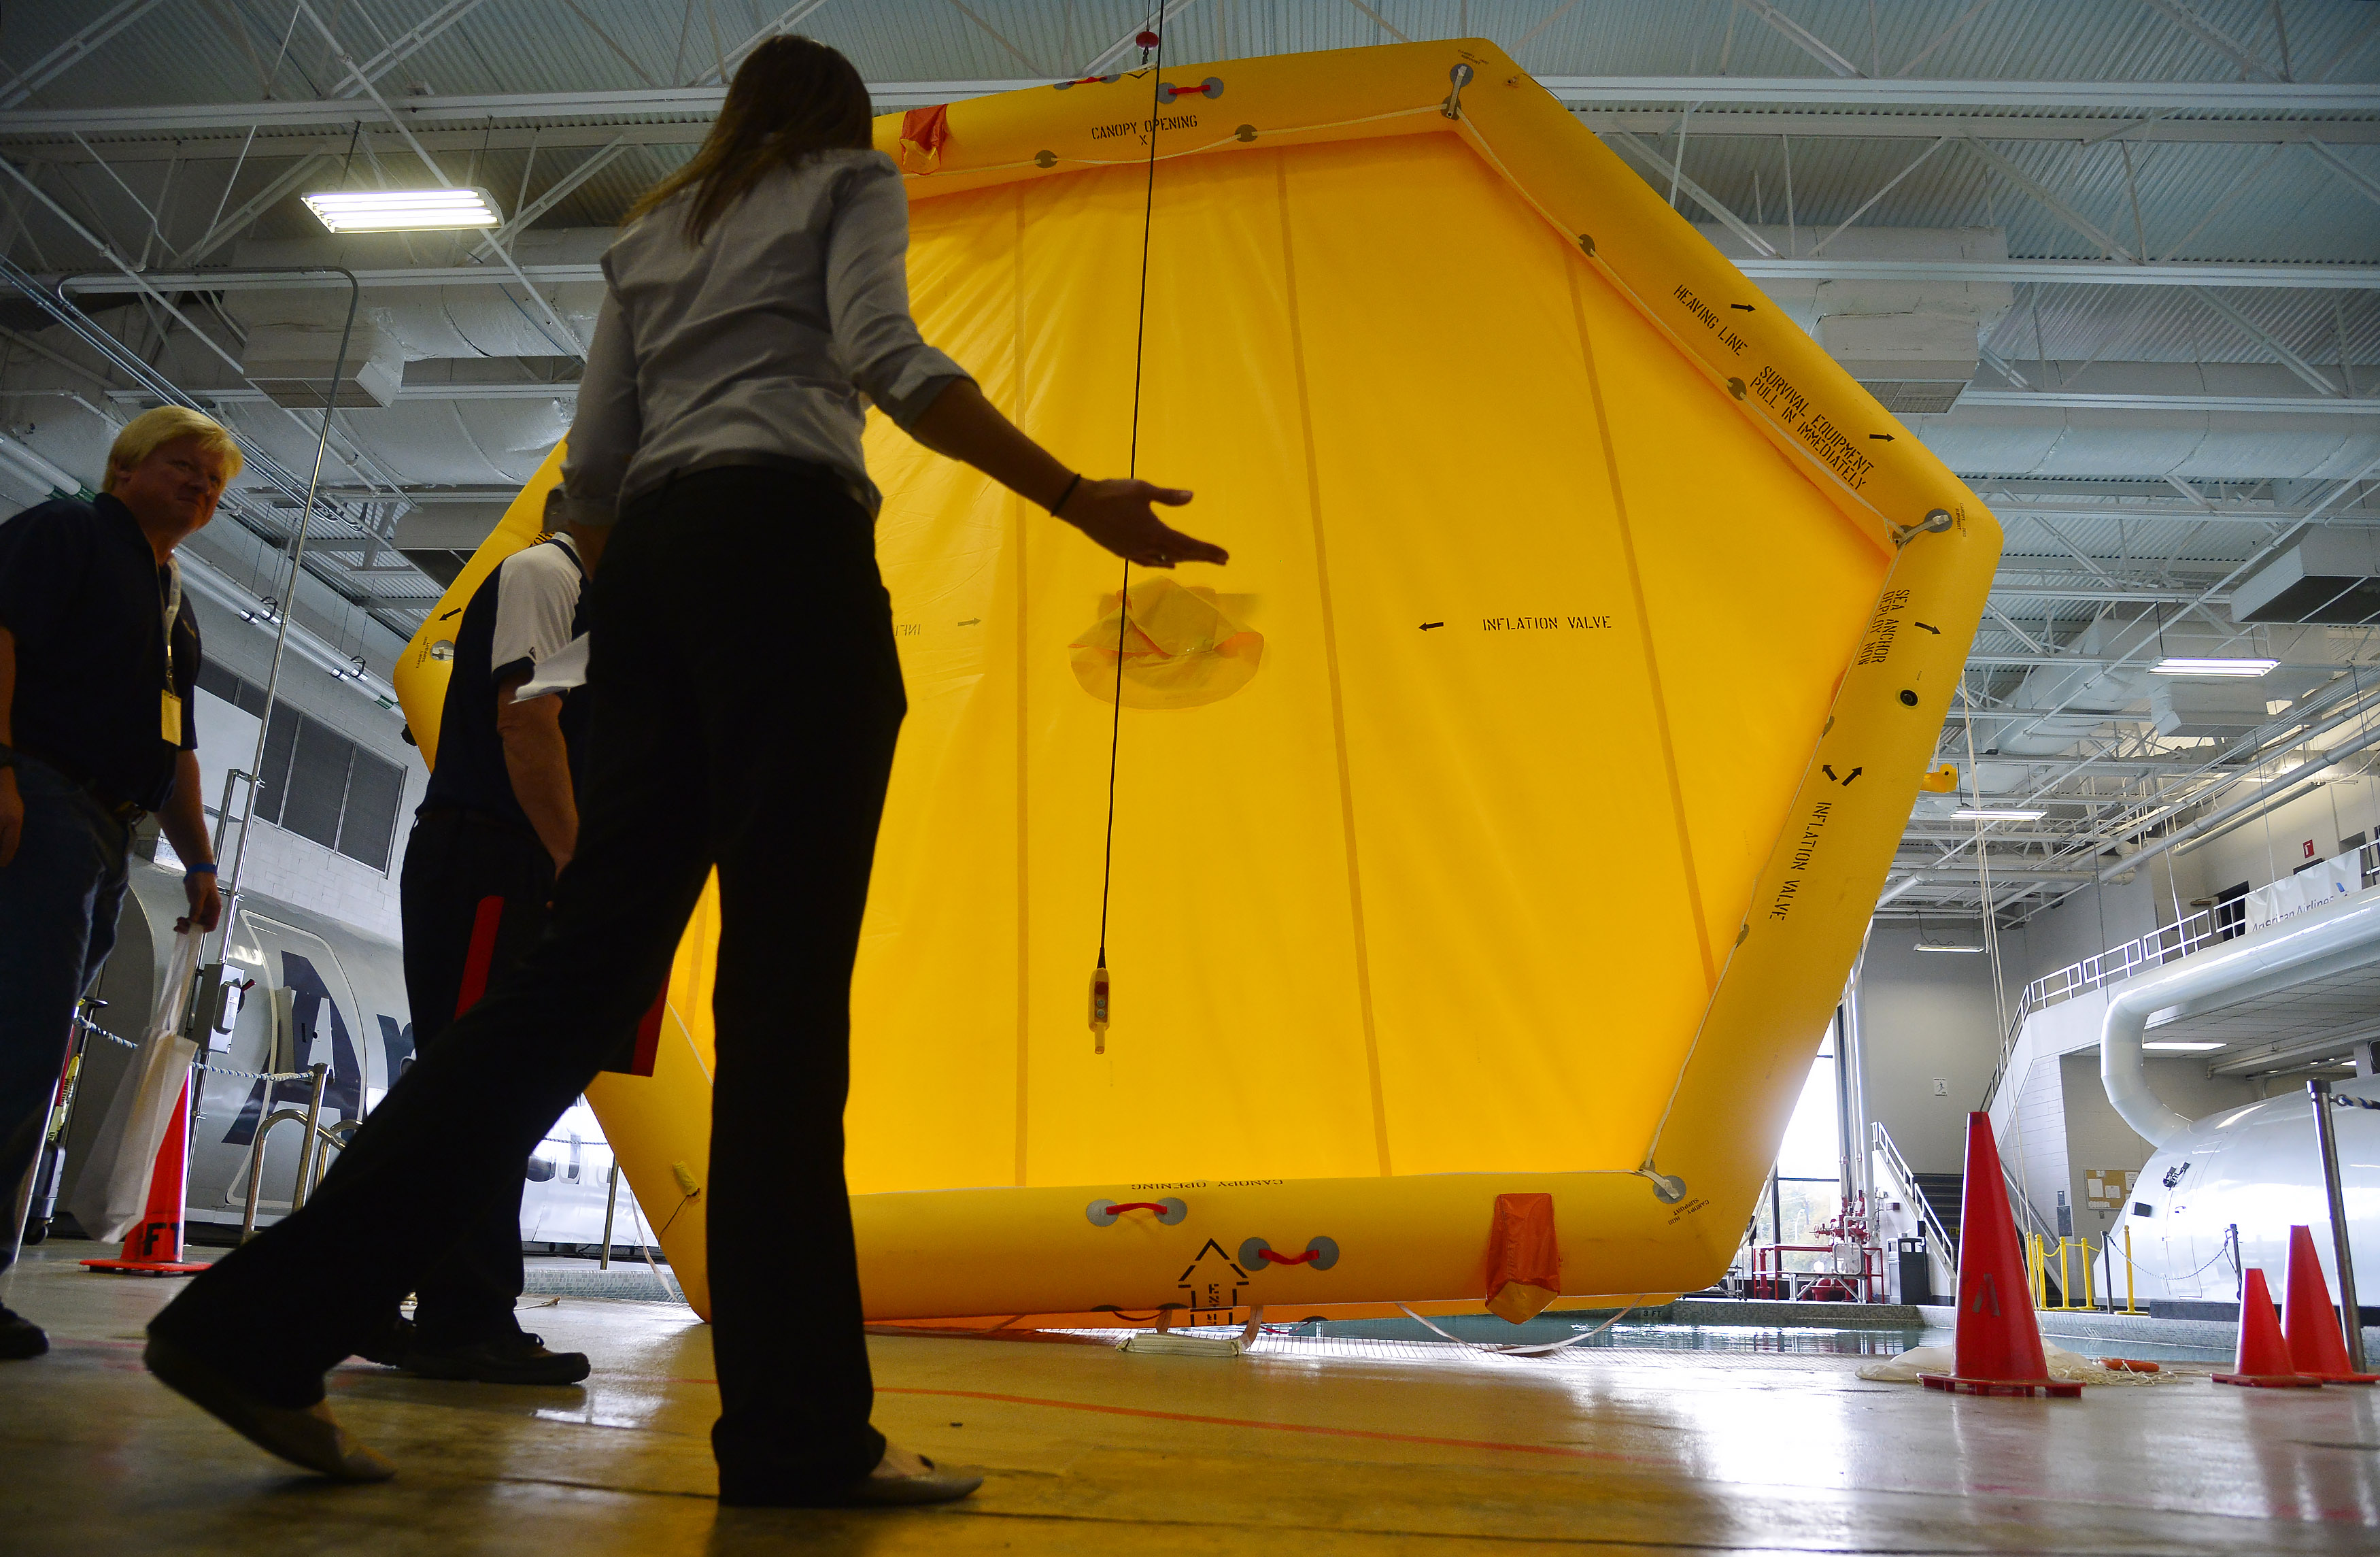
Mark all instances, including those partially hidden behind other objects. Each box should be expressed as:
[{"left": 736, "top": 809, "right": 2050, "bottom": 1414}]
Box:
[{"left": 0, "top": 406, "right": 241, "bottom": 1358}]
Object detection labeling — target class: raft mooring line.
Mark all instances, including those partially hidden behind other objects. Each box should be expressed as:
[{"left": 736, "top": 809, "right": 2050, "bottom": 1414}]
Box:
[{"left": 1091, "top": 19, "right": 1174, "bottom": 1054}]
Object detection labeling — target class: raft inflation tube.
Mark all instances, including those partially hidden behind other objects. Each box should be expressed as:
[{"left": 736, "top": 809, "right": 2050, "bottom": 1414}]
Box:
[{"left": 396, "top": 39, "right": 2000, "bottom": 1326}]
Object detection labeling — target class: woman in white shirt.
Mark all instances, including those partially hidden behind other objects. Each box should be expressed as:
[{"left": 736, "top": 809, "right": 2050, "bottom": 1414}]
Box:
[{"left": 147, "top": 34, "right": 1223, "bottom": 1509}]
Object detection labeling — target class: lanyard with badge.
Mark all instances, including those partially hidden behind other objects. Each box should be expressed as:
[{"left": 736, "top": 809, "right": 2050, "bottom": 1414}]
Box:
[{"left": 158, "top": 557, "right": 184, "bottom": 745}]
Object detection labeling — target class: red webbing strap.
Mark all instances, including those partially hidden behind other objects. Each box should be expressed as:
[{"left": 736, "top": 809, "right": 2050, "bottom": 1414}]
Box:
[
  {"left": 624, "top": 988, "right": 667, "bottom": 1077},
  {"left": 1103, "top": 1202, "right": 1171, "bottom": 1216},
  {"left": 455, "top": 895, "right": 506, "bottom": 1016},
  {"left": 1257, "top": 1248, "right": 1320, "bottom": 1266}
]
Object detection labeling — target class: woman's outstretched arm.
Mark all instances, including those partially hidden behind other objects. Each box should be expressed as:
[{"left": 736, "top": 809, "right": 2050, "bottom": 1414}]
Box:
[{"left": 906, "top": 380, "right": 1227, "bottom": 569}]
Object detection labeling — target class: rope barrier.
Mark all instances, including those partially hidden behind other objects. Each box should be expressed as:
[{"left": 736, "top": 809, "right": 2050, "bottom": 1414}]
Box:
[{"left": 73, "top": 1015, "right": 309, "bottom": 1082}]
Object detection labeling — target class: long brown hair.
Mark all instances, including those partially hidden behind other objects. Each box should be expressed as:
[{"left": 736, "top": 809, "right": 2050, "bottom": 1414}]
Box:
[{"left": 626, "top": 36, "right": 873, "bottom": 243}]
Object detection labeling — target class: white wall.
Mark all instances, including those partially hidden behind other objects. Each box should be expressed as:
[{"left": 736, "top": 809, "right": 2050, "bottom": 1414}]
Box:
[
  {"left": 2168, "top": 775, "right": 2379, "bottom": 906},
  {"left": 1856, "top": 927, "right": 2019, "bottom": 1173},
  {"left": 2003, "top": 1049, "right": 2067, "bottom": 1237},
  {"left": 2005, "top": 871, "right": 2156, "bottom": 991}
]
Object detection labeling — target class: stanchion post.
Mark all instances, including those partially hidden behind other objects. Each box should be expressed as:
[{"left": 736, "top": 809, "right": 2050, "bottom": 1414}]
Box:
[
  {"left": 600, "top": 1160, "right": 619, "bottom": 1271},
  {"left": 2308, "top": 1079, "right": 2368, "bottom": 1375},
  {"left": 291, "top": 1063, "right": 328, "bottom": 1213},
  {"left": 2123, "top": 1224, "right": 2139, "bottom": 1315}
]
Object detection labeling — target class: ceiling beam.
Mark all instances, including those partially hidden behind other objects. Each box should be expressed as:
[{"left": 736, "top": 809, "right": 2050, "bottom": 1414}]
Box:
[
  {"left": 19, "top": 110, "right": 2380, "bottom": 165},
  {"left": 2135, "top": 0, "right": 2285, "bottom": 84},
  {"left": 1955, "top": 389, "right": 2375, "bottom": 414},
  {"left": 1747, "top": 258, "right": 2380, "bottom": 288},
  {"left": 337, "top": 0, "right": 498, "bottom": 93},
  {"left": 58, "top": 257, "right": 2380, "bottom": 296},
  {"left": 1537, "top": 76, "right": 2380, "bottom": 110},
  {"left": 0, "top": 0, "right": 168, "bottom": 111},
  {"left": 2, "top": 76, "right": 2372, "bottom": 142},
  {"left": 1732, "top": 0, "right": 1866, "bottom": 79}
]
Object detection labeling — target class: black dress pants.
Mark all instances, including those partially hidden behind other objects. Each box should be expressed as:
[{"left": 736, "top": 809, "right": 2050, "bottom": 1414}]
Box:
[
  {"left": 389, "top": 808, "right": 555, "bottom": 1344},
  {"left": 156, "top": 467, "right": 906, "bottom": 1489}
]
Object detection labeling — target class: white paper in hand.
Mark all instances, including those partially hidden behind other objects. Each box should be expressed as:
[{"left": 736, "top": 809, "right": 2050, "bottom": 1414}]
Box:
[{"left": 516, "top": 634, "right": 590, "bottom": 699}]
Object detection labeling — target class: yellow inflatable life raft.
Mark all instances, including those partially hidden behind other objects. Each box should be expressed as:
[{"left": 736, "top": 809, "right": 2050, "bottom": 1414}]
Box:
[{"left": 396, "top": 38, "right": 1999, "bottom": 1328}]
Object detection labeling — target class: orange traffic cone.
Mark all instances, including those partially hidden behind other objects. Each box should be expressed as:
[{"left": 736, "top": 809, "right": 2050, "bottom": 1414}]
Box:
[
  {"left": 80, "top": 1075, "right": 209, "bottom": 1275},
  {"left": 1919, "top": 1112, "right": 2081, "bottom": 1397},
  {"left": 2280, "top": 1225, "right": 2377, "bottom": 1384},
  {"left": 2215, "top": 1267, "right": 2319, "bottom": 1387}
]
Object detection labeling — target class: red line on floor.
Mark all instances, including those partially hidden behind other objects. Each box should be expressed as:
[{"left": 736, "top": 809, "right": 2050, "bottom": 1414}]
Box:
[{"left": 874, "top": 1386, "right": 1650, "bottom": 1464}]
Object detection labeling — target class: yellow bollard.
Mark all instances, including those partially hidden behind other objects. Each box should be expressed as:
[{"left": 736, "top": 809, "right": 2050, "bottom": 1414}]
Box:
[{"left": 2121, "top": 1225, "right": 2140, "bottom": 1316}]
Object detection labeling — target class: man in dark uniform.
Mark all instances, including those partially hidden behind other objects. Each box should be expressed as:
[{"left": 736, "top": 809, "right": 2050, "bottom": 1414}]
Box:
[
  {"left": 364, "top": 495, "right": 596, "bottom": 1385},
  {"left": 0, "top": 407, "right": 237, "bottom": 1360}
]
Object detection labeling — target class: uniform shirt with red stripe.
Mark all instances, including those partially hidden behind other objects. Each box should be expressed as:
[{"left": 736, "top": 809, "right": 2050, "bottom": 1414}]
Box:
[{"left": 420, "top": 535, "right": 588, "bottom": 832}]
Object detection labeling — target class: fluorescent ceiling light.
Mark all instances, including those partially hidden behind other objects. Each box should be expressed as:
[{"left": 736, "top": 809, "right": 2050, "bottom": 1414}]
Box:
[
  {"left": 2149, "top": 656, "right": 2278, "bottom": 677},
  {"left": 1913, "top": 941, "right": 1988, "bottom": 954},
  {"left": 303, "top": 186, "right": 500, "bottom": 233},
  {"left": 1954, "top": 807, "right": 2045, "bottom": 822},
  {"left": 2142, "top": 1040, "right": 2224, "bottom": 1052}
]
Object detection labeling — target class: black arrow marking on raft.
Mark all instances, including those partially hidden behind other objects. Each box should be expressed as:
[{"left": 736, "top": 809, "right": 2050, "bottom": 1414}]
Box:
[
  {"left": 1839, "top": 767, "right": 1864, "bottom": 786},
  {"left": 1914, "top": 621, "right": 1940, "bottom": 635},
  {"left": 1420, "top": 622, "right": 1443, "bottom": 631},
  {"left": 438, "top": 607, "right": 462, "bottom": 621},
  {"left": 1869, "top": 433, "right": 1894, "bottom": 441},
  {"left": 1731, "top": 303, "right": 1756, "bottom": 312},
  {"left": 958, "top": 618, "right": 981, "bottom": 626}
]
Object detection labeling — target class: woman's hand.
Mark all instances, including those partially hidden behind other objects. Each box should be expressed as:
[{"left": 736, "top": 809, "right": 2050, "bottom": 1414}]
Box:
[
  {"left": 1061, "top": 479, "right": 1227, "bottom": 569},
  {"left": 905, "top": 382, "right": 1228, "bottom": 567}
]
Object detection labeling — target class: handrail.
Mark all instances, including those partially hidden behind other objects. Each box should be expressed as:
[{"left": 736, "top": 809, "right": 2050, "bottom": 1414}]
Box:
[
  {"left": 1869, "top": 1122, "right": 1957, "bottom": 1269},
  {"left": 236, "top": 1107, "right": 350, "bottom": 1241},
  {"left": 2001, "top": 1159, "right": 2061, "bottom": 1247}
]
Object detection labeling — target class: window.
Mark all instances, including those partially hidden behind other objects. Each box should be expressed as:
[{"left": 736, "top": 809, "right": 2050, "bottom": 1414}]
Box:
[
  {"left": 197, "top": 663, "right": 406, "bottom": 871},
  {"left": 1756, "top": 1023, "right": 1847, "bottom": 1269}
]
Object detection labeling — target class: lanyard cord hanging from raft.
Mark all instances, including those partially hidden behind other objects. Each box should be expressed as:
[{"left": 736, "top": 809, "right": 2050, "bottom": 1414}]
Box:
[{"left": 1089, "top": 21, "right": 1171, "bottom": 1056}]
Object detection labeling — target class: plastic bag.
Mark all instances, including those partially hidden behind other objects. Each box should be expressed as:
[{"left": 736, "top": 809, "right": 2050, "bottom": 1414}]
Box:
[
  {"left": 63, "top": 926, "right": 201, "bottom": 1244},
  {"left": 1856, "top": 1341, "right": 2201, "bottom": 1387}
]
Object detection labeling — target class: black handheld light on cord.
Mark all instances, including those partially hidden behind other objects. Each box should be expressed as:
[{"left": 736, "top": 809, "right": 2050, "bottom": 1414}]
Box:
[{"left": 1090, "top": 17, "right": 1170, "bottom": 1055}]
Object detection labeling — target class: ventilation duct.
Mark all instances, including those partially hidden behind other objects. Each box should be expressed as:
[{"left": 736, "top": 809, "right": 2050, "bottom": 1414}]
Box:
[
  {"left": 1695, "top": 223, "right": 2013, "bottom": 415},
  {"left": 227, "top": 231, "right": 611, "bottom": 361},
  {"left": 239, "top": 322, "right": 404, "bottom": 409},
  {"left": 2230, "top": 530, "right": 2380, "bottom": 625},
  {"left": 2148, "top": 678, "right": 2273, "bottom": 739}
]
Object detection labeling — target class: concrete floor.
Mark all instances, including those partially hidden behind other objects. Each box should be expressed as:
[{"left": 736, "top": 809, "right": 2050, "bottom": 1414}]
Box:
[{"left": 4, "top": 1240, "right": 2377, "bottom": 1555}]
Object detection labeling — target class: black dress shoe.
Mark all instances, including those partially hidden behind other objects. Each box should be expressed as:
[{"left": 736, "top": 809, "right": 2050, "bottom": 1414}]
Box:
[
  {"left": 0, "top": 1304, "right": 47, "bottom": 1360},
  {"left": 354, "top": 1313, "right": 417, "bottom": 1368},
  {"left": 400, "top": 1330, "right": 590, "bottom": 1385}
]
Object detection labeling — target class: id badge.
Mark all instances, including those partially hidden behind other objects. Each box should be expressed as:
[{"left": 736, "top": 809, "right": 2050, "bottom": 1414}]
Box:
[{"left": 161, "top": 689, "right": 183, "bottom": 745}]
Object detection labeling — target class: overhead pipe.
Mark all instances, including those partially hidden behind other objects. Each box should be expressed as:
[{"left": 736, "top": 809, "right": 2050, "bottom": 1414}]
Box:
[
  {"left": 2101, "top": 891, "right": 2380, "bottom": 1148},
  {"left": 1873, "top": 865, "right": 2098, "bottom": 909},
  {"left": 2098, "top": 718, "right": 2380, "bottom": 884}
]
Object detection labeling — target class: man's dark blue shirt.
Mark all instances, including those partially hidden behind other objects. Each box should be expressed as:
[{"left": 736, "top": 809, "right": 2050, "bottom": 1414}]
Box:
[{"left": 0, "top": 493, "right": 200, "bottom": 812}]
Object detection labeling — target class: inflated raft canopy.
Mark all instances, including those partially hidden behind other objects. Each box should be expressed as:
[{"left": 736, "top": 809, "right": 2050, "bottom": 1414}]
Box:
[{"left": 398, "top": 38, "right": 1999, "bottom": 1326}]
